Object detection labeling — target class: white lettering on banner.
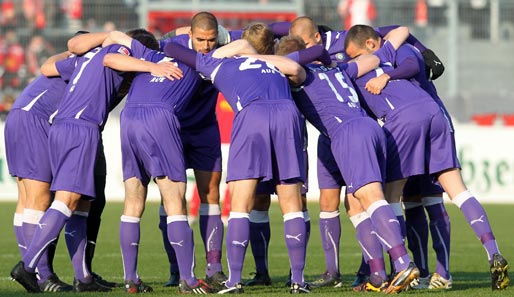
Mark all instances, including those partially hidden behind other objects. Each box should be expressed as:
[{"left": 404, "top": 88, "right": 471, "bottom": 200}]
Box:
[{"left": 0, "top": 121, "right": 513, "bottom": 203}]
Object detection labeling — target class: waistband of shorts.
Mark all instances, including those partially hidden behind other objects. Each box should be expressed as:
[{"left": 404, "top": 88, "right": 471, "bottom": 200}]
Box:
[
  {"left": 248, "top": 98, "right": 294, "bottom": 106},
  {"left": 52, "top": 118, "right": 99, "bottom": 129},
  {"left": 125, "top": 101, "right": 175, "bottom": 109},
  {"left": 387, "top": 98, "right": 435, "bottom": 120}
]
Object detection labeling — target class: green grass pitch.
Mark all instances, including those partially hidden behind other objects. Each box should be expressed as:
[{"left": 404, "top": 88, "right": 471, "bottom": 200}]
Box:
[{"left": 0, "top": 201, "right": 512, "bottom": 296}]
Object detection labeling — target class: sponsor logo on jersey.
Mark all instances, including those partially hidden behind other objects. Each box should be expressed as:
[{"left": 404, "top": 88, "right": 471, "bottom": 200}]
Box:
[{"left": 117, "top": 47, "right": 130, "bottom": 56}]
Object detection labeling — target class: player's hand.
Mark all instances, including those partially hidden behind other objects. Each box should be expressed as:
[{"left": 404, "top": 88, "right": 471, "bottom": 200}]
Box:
[
  {"left": 422, "top": 48, "right": 445, "bottom": 80},
  {"left": 365, "top": 74, "right": 389, "bottom": 95},
  {"left": 151, "top": 61, "right": 183, "bottom": 80}
]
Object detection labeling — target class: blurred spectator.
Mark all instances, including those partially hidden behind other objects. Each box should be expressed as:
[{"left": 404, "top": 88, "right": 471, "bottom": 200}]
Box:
[
  {"left": 1, "top": 0, "right": 18, "bottom": 29},
  {"left": 61, "top": 0, "right": 83, "bottom": 31},
  {"left": 337, "top": 0, "right": 376, "bottom": 30},
  {"left": 23, "top": 0, "right": 46, "bottom": 32},
  {"left": 103, "top": 21, "right": 116, "bottom": 32},
  {"left": 26, "top": 34, "right": 55, "bottom": 79},
  {"left": 0, "top": 29, "right": 27, "bottom": 90},
  {"left": 0, "top": 91, "right": 15, "bottom": 121}
]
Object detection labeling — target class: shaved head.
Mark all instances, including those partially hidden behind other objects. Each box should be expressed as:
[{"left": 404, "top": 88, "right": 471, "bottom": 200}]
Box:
[
  {"left": 191, "top": 11, "right": 218, "bottom": 31},
  {"left": 289, "top": 16, "right": 321, "bottom": 48}
]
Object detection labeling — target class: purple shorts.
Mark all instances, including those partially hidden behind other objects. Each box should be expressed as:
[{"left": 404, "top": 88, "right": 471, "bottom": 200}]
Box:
[
  {"left": 181, "top": 123, "right": 222, "bottom": 172},
  {"left": 383, "top": 100, "right": 460, "bottom": 182},
  {"left": 403, "top": 174, "right": 443, "bottom": 197},
  {"left": 330, "top": 117, "right": 386, "bottom": 194},
  {"left": 121, "top": 104, "right": 186, "bottom": 185},
  {"left": 48, "top": 120, "right": 99, "bottom": 198},
  {"left": 317, "top": 134, "right": 344, "bottom": 190},
  {"left": 4, "top": 110, "right": 52, "bottom": 182},
  {"left": 227, "top": 100, "right": 304, "bottom": 183}
]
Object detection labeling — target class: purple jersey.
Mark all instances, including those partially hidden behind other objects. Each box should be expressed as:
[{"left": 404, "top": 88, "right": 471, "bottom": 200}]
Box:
[
  {"left": 54, "top": 40, "right": 151, "bottom": 126},
  {"left": 322, "top": 30, "right": 349, "bottom": 63},
  {"left": 397, "top": 44, "right": 453, "bottom": 129},
  {"left": 12, "top": 56, "right": 77, "bottom": 120},
  {"left": 353, "top": 42, "right": 435, "bottom": 121},
  {"left": 196, "top": 54, "right": 294, "bottom": 114},
  {"left": 126, "top": 51, "right": 201, "bottom": 109},
  {"left": 293, "top": 62, "right": 367, "bottom": 137},
  {"left": 161, "top": 34, "right": 218, "bottom": 129}
]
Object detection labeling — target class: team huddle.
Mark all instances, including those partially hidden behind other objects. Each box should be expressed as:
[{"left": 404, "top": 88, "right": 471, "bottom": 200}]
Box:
[{"left": 6, "top": 10, "right": 510, "bottom": 294}]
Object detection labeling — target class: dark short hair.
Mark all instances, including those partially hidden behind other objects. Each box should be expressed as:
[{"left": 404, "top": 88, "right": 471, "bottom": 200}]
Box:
[
  {"left": 344, "top": 24, "right": 379, "bottom": 50},
  {"left": 126, "top": 28, "right": 159, "bottom": 50},
  {"left": 191, "top": 11, "right": 218, "bottom": 32}
]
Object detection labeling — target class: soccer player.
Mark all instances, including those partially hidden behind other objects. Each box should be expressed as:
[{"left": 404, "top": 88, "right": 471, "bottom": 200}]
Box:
[
  {"left": 164, "top": 38, "right": 309, "bottom": 294},
  {"left": 363, "top": 38, "right": 454, "bottom": 290},
  {"left": 9, "top": 28, "right": 176, "bottom": 293},
  {"left": 269, "top": 26, "right": 420, "bottom": 293},
  {"left": 101, "top": 30, "right": 217, "bottom": 294},
  {"left": 345, "top": 24, "right": 509, "bottom": 291},
  {"left": 158, "top": 12, "right": 228, "bottom": 288},
  {"left": 287, "top": 16, "right": 445, "bottom": 289},
  {"left": 4, "top": 50, "right": 77, "bottom": 293}
]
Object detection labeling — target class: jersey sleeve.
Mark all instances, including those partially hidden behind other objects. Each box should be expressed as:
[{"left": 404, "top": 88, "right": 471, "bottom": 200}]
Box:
[
  {"left": 374, "top": 41, "right": 396, "bottom": 65},
  {"left": 339, "top": 62, "right": 359, "bottom": 79},
  {"left": 129, "top": 39, "right": 154, "bottom": 59},
  {"left": 196, "top": 53, "right": 224, "bottom": 81},
  {"left": 55, "top": 55, "right": 79, "bottom": 81}
]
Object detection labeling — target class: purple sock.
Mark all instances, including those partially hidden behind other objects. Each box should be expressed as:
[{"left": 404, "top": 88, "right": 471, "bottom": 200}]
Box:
[
  {"left": 284, "top": 213, "right": 306, "bottom": 286},
  {"left": 14, "top": 213, "right": 26, "bottom": 257},
  {"left": 159, "top": 212, "right": 179, "bottom": 275},
  {"left": 167, "top": 217, "right": 197, "bottom": 287},
  {"left": 249, "top": 220, "right": 270, "bottom": 274},
  {"left": 23, "top": 203, "right": 71, "bottom": 273},
  {"left": 367, "top": 201, "right": 410, "bottom": 272},
  {"left": 351, "top": 213, "right": 386, "bottom": 280},
  {"left": 225, "top": 214, "right": 250, "bottom": 287},
  {"left": 120, "top": 216, "right": 140, "bottom": 283},
  {"left": 199, "top": 204, "right": 224, "bottom": 277},
  {"left": 23, "top": 210, "right": 54, "bottom": 283},
  {"left": 425, "top": 201, "right": 451, "bottom": 279},
  {"left": 405, "top": 205, "right": 429, "bottom": 277},
  {"left": 454, "top": 192, "right": 499, "bottom": 261},
  {"left": 65, "top": 213, "right": 91, "bottom": 283},
  {"left": 319, "top": 212, "right": 340, "bottom": 275}
]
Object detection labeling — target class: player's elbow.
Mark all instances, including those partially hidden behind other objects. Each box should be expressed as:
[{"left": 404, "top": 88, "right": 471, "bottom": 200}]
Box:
[{"left": 103, "top": 54, "right": 116, "bottom": 67}]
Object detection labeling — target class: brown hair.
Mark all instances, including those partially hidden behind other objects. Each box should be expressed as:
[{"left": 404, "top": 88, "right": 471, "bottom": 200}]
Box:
[
  {"left": 274, "top": 35, "right": 306, "bottom": 56},
  {"left": 242, "top": 22, "right": 274, "bottom": 55}
]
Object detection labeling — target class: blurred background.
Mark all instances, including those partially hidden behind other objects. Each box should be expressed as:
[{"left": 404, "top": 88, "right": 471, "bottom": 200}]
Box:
[{"left": 0, "top": 0, "right": 513, "bottom": 123}]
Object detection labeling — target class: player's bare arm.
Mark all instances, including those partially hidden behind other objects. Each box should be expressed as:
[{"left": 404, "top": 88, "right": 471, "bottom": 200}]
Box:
[
  {"left": 243, "top": 54, "right": 306, "bottom": 86},
  {"left": 383, "top": 26, "right": 409, "bottom": 50},
  {"left": 211, "top": 39, "right": 257, "bottom": 58},
  {"left": 103, "top": 54, "right": 183, "bottom": 80},
  {"left": 68, "top": 31, "right": 109, "bottom": 55},
  {"left": 40, "top": 51, "right": 72, "bottom": 77}
]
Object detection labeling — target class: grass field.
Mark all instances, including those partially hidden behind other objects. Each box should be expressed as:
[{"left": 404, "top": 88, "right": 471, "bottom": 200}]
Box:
[{"left": 0, "top": 201, "right": 512, "bottom": 296}]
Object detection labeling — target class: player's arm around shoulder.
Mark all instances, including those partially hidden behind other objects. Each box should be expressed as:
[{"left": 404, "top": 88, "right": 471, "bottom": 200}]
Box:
[
  {"left": 383, "top": 26, "right": 409, "bottom": 50},
  {"left": 40, "top": 51, "right": 73, "bottom": 77},
  {"left": 103, "top": 52, "right": 182, "bottom": 80},
  {"left": 211, "top": 39, "right": 258, "bottom": 58},
  {"left": 68, "top": 31, "right": 110, "bottom": 55}
]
